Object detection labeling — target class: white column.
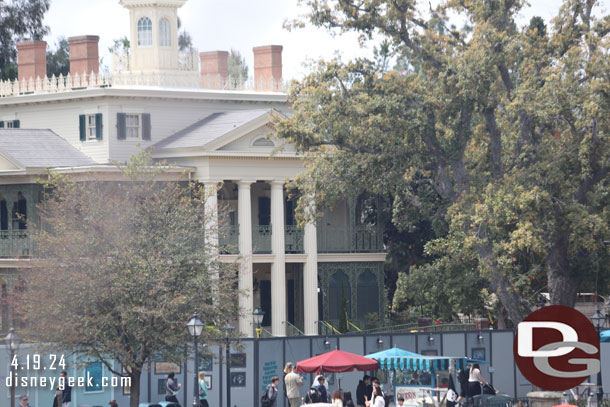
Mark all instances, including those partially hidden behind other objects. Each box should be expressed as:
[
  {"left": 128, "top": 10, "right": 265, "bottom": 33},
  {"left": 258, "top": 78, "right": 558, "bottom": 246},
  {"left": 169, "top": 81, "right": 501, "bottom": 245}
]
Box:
[
  {"left": 204, "top": 181, "right": 220, "bottom": 302},
  {"left": 303, "top": 216, "right": 319, "bottom": 335},
  {"left": 238, "top": 180, "right": 254, "bottom": 337},
  {"left": 204, "top": 181, "right": 219, "bottom": 255},
  {"left": 270, "top": 180, "right": 286, "bottom": 336}
]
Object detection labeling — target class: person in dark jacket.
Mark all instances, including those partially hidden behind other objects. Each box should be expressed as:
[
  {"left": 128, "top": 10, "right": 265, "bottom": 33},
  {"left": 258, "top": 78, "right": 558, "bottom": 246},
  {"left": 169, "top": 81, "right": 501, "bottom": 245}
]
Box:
[
  {"left": 165, "top": 372, "right": 182, "bottom": 406},
  {"left": 265, "top": 376, "right": 280, "bottom": 407},
  {"left": 315, "top": 376, "right": 328, "bottom": 403},
  {"left": 305, "top": 386, "right": 322, "bottom": 404},
  {"left": 356, "top": 375, "right": 371, "bottom": 407},
  {"left": 344, "top": 391, "right": 356, "bottom": 407},
  {"left": 53, "top": 371, "right": 72, "bottom": 407}
]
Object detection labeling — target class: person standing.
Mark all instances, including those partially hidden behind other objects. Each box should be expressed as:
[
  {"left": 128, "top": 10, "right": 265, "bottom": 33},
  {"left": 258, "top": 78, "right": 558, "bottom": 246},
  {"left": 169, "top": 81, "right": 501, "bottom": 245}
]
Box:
[
  {"left": 198, "top": 372, "right": 209, "bottom": 407},
  {"left": 365, "top": 385, "right": 385, "bottom": 407},
  {"left": 108, "top": 401, "right": 119, "bottom": 407},
  {"left": 19, "top": 395, "right": 31, "bottom": 407},
  {"left": 284, "top": 365, "right": 303, "bottom": 407},
  {"left": 356, "top": 375, "right": 370, "bottom": 407},
  {"left": 53, "top": 371, "right": 72, "bottom": 407},
  {"left": 283, "top": 363, "right": 293, "bottom": 404},
  {"left": 165, "top": 372, "right": 182, "bottom": 406},
  {"left": 265, "top": 376, "right": 280, "bottom": 407},
  {"left": 467, "top": 364, "right": 489, "bottom": 397},
  {"left": 331, "top": 389, "right": 345, "bottom": 407},
  {"left": 315, "top": 376, "right": 328, "bottom": 403}
]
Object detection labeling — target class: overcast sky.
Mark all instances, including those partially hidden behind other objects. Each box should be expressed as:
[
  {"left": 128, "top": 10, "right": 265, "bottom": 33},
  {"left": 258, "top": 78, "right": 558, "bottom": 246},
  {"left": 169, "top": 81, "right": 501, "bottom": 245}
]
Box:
[{"left": 43, "top": 0, "right": 609, "bottom": 80}]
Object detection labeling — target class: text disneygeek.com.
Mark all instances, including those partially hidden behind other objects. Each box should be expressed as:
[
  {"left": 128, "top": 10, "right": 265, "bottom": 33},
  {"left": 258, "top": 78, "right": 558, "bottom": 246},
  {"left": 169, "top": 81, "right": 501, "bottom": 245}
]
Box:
[{"left": 5, "top": 373, "right": 131, "bottom": 390}]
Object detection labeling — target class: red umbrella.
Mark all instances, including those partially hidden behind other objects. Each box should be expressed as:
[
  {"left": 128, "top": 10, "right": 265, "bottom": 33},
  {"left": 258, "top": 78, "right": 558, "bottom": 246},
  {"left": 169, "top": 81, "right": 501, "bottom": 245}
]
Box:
[{"left": 296, "top": 349, "right": 379, "bottom": 373}]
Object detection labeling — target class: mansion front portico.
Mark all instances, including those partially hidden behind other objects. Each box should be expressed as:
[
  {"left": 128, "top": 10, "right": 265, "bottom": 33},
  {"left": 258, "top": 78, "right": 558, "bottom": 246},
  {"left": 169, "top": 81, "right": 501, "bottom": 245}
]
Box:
[{"left": 152, "top": 109, "right": 386, "bottom": 337}]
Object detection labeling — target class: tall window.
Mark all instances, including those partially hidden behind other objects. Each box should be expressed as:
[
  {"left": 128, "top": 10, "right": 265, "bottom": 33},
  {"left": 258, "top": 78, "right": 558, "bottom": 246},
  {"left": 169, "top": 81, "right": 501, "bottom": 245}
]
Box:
[
  {"left": 328, "top": 270, "right": 351, "bottom": 320},
  {"left": 137, "top": 17, "right": 153, "bottom": 46},
  {"left": 159, "top": 18, "right": 171, "bottom": 46},
  {"left": 356, "top": 270, "right": 379, "bottom": 318},
  {"left": 126, "top": 114, "right": 140, "bottom": 138}
]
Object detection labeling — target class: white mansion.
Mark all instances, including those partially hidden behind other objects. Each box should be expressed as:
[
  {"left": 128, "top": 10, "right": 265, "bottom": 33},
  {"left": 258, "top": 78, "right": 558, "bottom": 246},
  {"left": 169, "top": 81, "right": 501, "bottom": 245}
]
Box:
[{"left": 0, "top": 0, "right": 386, "bottom": 337}]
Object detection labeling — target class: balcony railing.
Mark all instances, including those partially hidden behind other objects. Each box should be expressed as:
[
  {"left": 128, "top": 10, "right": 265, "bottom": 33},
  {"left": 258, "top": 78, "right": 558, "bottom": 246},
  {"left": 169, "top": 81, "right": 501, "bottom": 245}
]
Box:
[
  {"left": 252, "top": 225, "right": 272, "bottom": 254},
  {"left": 317, "top": 225, "right": 382, "bottom": 253},
  {"left": 285, "top": 225, "right": 304, "bottom": 253},
  {"left": 219, "top": 225, "right": 239, "bottom": 254},
  {"left": 0, "top": 230, "right": 32, "bottom": 258}
]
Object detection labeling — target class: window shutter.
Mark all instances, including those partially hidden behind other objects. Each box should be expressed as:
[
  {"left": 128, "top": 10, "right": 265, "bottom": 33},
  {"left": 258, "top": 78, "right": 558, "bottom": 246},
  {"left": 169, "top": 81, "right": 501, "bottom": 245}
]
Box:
[
  {"left": 0, "top": 121, "right": 4, "bottom": 128},
  {"left": 12, "top": 120, "right": 19, "bottom": 128},
  {"left": 95, "top": 113, "right": 103, "bottom": 140},
  {"left": 142, "top": 113, "right": 151, "bottom": 140},
  {"left": 79, "top": 115, "right": 86, "bottom": 141},
  {"left": 117, "top": 113, "right": 126, "bottom": 140}
]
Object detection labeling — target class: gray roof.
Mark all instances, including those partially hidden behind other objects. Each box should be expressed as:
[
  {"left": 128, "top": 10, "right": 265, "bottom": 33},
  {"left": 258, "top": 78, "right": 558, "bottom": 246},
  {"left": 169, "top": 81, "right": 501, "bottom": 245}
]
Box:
[
  {"left": 0, "top": 129, "right": 95, "bottom": 168},
  {"left": 154, "top": 109, "right": 272, "bottom": 150}
]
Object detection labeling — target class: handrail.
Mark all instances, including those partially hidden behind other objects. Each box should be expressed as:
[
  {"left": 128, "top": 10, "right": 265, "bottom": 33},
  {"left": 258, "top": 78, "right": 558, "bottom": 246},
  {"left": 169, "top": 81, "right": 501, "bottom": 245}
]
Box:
[
  {"left": 321, "top": 321, "right": 342, "bottom": 335},
  {"left": 283, "top": 321, "right": 305, "bottom": 336},
  {"left": 348, "top": 320, "right": 362, "bottom": 332}
]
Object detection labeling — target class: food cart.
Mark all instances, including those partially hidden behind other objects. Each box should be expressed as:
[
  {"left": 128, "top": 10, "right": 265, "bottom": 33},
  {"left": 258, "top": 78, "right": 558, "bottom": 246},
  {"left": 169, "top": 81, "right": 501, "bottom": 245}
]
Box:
[{"left": 366, "top": 347, "right": 485, "bottom": 407}]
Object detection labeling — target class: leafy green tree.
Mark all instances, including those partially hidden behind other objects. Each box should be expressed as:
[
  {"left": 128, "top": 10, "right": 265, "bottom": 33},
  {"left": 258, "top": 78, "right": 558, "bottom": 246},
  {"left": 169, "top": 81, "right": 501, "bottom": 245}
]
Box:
[
  {"left": 46, "top": 36, "right": 69, "bottom": 77},
  {"left": 0, "top": 0, "right": 50, "bottom": 80},
  {"left": 228, "top": 49, "right": 249, "bottom": 85},
  {"left": 108, "top": 36, "right": 130, "bottom": 55},
  {"left": 278, "top": 0, "right": 610, "bottom": 325},
  {"left": 15, "top": 152, "right": 239, "bottom": 407}
]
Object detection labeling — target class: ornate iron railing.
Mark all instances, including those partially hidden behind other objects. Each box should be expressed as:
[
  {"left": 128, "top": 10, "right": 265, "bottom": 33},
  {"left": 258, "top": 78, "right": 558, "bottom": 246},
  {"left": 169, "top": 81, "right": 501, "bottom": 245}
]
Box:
[
  {"left": 0, "top": 230, "right": 32, "bottom": 258},
  {"left": 252, "top": 225, "right": 272, "bottom": 254},
  {"left": 317, "top": 225, "right": 382, "bottom": 253},
  {"left": 284, "top": 225, "right": 304, "bottom": 253},
  {"left": 219, "top": 224, "right": 239, "bottom": 254}
]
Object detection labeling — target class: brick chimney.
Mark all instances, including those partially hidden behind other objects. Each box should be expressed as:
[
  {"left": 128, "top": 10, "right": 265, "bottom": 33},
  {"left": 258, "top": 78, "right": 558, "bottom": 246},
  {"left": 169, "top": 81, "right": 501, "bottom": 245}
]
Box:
[
  {"left": 17, "top": 40, "right": 47, "bottom": 82},
  {"left": 253, "top": 45, "right": 282, "bottom": 91},
  {"left": 200, "top": 51, "right": 228, "bottom": 89},
  {"left": 68, "top": 35, "right": 100, "bottom": 76}
]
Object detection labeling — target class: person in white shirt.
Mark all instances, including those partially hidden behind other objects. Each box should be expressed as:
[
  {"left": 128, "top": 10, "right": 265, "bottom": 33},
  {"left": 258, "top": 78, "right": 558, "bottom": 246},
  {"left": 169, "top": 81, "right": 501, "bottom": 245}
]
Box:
[
  {"left": 365, "top": 385, "right": 385, "bottom": 407},
  {"left": 468, "top": 363, "right": 489, "bottom": 396}
]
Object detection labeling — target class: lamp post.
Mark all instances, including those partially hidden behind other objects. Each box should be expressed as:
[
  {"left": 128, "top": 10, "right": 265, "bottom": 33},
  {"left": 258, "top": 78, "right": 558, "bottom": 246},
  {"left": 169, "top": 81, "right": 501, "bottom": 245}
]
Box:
[
  {"left": 253, "top": 308, "right": 265, "bottom": 338},
  {"left": 5, "top": 327, "right": 21, "bottom": 407},
  {"left": 223, "top": 322, "right": 235, "bottom": 407},
  {"left": 187, "top": 312, "right": 205, "bottom": 407},
  {"left": 591, "top": 308, "right": 606, "bottom": 405}
]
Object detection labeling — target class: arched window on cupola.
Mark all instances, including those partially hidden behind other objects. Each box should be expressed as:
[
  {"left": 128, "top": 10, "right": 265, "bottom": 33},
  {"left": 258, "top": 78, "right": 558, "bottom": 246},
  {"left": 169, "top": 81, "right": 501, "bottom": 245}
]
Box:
[
  {"left": 159, "top": 18, "right": 171, "bottom": 46},
  {"left": 137, "top": 17, "right": 153, "bottom": 46}
]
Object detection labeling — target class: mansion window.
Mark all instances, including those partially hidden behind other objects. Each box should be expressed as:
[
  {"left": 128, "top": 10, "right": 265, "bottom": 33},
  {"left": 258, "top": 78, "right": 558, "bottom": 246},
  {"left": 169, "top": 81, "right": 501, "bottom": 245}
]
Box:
[
  {"left": 117, "top": 113, "right": 152, "bottom": 140},
  {"left": 137, "top": 17, "right": 153, "bottom": 46},
  {"left": 0, "top": 120, "right": 19, "bottom": 128},
  {"left": 159, "top": 18, "right": 171, "bottom": 46},
  {"left": 252, "top": 137, "right": 274, "bottom": 147},
  {"left": 126, "top": 114, "right": 140, "bottom": 138},
  {"left": 79, "top": 114, "right": 102, "bottom": 141}
]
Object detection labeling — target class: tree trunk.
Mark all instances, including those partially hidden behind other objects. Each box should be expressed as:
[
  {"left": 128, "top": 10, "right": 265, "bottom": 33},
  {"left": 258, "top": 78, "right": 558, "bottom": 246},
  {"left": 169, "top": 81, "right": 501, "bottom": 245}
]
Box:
[
  {"left": 546, "top": 232, "right": 578, "bottom": 307},
  {"left": 477, "top": 241, "right": 527, "bottom": 325},
  {"left": 129, "top": 369, "right": 142, "bottom": 407}
]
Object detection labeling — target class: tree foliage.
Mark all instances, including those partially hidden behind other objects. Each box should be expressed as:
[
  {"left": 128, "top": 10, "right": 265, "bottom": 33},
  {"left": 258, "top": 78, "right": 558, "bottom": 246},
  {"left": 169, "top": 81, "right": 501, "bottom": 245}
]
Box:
[
  {"left": 0, "top": 0, "right": 50, "bottom": 80},
  {"left": 228, "top": 49, "right": 249, "bottom": 85},
  {"left": 14, "top": 152, "right": 239, "bottom": 407},
  {"left": 278, "top": 0, "right": 610, "bottom": 325},
  {"left": 46, "top": 36, "right": 69, "bottom": 77}
]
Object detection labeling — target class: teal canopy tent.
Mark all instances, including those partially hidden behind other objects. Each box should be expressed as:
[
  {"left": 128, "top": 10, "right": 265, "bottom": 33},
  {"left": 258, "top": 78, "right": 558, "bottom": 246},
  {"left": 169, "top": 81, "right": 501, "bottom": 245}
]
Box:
[{"left": 366, "top": 347, "right": 487, "bottom": 372}]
